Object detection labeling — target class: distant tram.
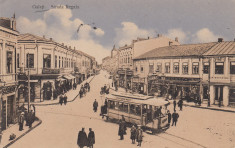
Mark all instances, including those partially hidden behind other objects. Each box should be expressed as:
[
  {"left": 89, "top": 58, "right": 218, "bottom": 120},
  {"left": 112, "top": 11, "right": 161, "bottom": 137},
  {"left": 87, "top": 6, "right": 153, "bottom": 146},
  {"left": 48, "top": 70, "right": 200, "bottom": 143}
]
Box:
[{"left": 101, "top": 92, "right": 170, "bottom": 133}]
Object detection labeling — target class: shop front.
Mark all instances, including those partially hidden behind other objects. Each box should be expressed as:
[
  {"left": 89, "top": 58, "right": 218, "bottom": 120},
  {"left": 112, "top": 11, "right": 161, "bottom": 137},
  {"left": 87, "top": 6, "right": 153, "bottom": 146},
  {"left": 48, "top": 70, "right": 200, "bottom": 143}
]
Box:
[
  {"left": 229, "top": 87, "right": 235, "bottom": 106},
  {"left": 0, "top": 85, "right": 18, "bottom": 131}
]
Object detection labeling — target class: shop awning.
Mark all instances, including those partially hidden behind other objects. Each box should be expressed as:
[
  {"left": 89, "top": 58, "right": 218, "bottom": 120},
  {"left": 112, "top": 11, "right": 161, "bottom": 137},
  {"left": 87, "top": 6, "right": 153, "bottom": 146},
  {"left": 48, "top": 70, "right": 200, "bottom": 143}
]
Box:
[{"left": 68, "top": 74, "right": 76, "bottom": 79}]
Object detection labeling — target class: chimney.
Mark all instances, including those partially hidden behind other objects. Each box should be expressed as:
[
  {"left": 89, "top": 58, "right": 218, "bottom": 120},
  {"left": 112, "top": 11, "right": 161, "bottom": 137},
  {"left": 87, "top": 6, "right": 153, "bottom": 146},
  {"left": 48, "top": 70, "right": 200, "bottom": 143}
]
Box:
[
  {"left": 169, "top": 41, "right": 173, "bottom": 46},
  {"left": 148, "top": 36, "right": 150, "bottom": 39},
  {"left": 43, "top": 35, "right": 45, "bottom": 39},
  {"left": 158, "top": 34, "right": 162, "bottom": 37},
  {"left": 218, "top": 38, "right": 223, "bottom": 42},
  {"left": 50, "top": 38, "right": 53, "bottom": 41},
  {"left": 175, "top": 37, "right": 179, "bottom": 42}
]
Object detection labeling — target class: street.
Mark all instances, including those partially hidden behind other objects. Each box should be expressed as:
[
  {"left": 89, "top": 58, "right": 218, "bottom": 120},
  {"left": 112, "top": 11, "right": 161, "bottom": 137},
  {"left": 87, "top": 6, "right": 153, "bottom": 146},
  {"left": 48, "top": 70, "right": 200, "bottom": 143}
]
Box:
[{"left": 9, "top": 71, "right": 235, "bottom": 148}]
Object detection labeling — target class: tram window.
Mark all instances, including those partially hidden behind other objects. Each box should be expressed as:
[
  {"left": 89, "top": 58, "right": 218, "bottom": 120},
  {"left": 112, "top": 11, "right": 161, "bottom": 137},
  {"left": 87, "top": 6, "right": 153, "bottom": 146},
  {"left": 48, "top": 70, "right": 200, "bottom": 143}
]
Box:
[
  {"left": 119, "top": 102, "right": 124, "bottom": 111},
  {"left": 114, "top": 102, "right": 119, "bottom": 110},
  {"left": 123, "top": 104, "right": 128, "bottom": 113},
  {"left": 109, "top": 101, "right": 115, "bottom": 109},
  {"left": 130, "top": 104, "right": 136, "bottom": 114},
  {"left": 142, "top": 105, "right": 147, "bottom": 114},
  {"left": 136, "top": 105, "right": 141, "bottom": 116}
]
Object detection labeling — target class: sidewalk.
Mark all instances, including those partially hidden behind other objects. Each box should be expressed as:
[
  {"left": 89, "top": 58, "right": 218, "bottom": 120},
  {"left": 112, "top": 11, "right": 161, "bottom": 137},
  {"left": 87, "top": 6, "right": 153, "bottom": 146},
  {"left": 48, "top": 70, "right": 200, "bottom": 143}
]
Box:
[
  {"left": 31, "top": 75, "right": 95, "bottom": 106},
  {"left": 0, "top": 118, "right": 42, "bottom": 148},
  {"left": 179, "top": 100, "right": 235, "bottom": 113},
  {"left": 110, "top": 86, "right": 235, "bottom": 113}
]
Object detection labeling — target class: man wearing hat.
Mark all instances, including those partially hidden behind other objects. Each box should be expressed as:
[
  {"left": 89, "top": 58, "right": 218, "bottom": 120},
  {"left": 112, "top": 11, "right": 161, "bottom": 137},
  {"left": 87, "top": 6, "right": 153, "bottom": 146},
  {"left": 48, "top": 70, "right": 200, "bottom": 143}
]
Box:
[
  {"left": 87, "top": 128, "right": 95, "bottom": 148},
  {"left": 18, "top": 111, "right": 25, "bottom": 131},
  {"left": 77, "top": 128, "right": 88, "bottom": 148},
  {"left": 136, "top": 125, "right": 143, "bottom": 147}
]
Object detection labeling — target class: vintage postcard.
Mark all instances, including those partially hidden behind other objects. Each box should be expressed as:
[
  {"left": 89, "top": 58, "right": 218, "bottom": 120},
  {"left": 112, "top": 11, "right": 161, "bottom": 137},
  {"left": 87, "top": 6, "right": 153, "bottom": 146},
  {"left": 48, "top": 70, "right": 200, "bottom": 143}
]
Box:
[{"left": 0, "top": 0, "right": 235, "bottom": 148}]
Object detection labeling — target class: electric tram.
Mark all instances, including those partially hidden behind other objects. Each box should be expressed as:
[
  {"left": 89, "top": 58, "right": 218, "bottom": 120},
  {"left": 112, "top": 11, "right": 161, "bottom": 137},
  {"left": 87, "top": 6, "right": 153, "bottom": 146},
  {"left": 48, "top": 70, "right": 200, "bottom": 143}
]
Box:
[{"left": 101, "top": 92, "right": 170, "bottom": 133}]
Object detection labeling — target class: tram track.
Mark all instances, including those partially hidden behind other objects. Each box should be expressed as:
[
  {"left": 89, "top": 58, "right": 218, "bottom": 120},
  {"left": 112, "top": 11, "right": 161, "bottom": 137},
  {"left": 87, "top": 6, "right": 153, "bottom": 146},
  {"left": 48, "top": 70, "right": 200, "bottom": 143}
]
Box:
[{"left": 155, "top": 131, "right": 207, "bottom": 148}]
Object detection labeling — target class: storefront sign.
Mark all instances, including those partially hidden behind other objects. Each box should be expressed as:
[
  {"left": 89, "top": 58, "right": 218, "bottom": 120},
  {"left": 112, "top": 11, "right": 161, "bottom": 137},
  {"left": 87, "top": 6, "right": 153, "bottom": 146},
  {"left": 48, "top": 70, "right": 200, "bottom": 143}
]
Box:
[
  {"left": 117, "top": 70, "right": 125, "bottom": 75},
  {"left": 42, "top": 68, "right": 60, "bottom": 74}
]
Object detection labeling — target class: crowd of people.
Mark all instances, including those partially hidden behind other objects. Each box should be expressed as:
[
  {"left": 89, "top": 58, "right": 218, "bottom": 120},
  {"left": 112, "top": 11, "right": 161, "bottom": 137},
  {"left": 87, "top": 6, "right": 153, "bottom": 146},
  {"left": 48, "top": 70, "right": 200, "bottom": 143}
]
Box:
[{"left": 79, "top": 82, "right": 90, "bottom": 98}]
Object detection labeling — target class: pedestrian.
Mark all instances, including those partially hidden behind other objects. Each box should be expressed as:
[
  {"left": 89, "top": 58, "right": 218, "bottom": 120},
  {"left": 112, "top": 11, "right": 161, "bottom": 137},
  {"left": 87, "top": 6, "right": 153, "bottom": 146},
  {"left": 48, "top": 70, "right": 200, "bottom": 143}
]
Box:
[
  {"left": 93, "top": 99, "right": 98, "bottom": 112},
  {"left": 171, "top": 110, "right": 179, "bottom": 126},
  {"left": 18, "top": 112, "right": 25, "bottom": 131},
  {"left": 27, "top": 110, "right": 34, "bottom": 128},
  {"left": 73, "top": 83, "right": 77, "bottom": 90},
  {"left": 173, "top": 99, "right": 176, "bottom": 111},
  {"left": 167, "top": 110, "right": 171, "bottom": 126},
  {"left": 64, "top": 93, "right": 67, "bottom": 105},
  {"left": 85, "top": 82, "right": 89, "bottom": 92},
  {"left": 178, "top": 99, "right": 183, "bottom": 111},
  {"left": 136, "top": 125, "right": 143, "bottom": 147},
  {"left": 130, "top": 125, "right": 136, "bottom": 144},
  {"left": 118, "top": 120, "right": 126, "bottom": 140},
  {"left": 87, "top": 128, "right": 95, "bottom": 148},
  {"left": 59, "top": 94, "right": 63, "bottom": 105},
  {"left": 77, "top": 128, "right": 88, "bottom": 148}
]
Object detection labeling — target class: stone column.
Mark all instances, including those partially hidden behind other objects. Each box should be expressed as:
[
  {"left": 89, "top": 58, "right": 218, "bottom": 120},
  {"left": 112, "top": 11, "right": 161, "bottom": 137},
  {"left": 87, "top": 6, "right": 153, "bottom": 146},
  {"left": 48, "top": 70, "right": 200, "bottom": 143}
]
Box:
[
  {"left": 210, "top": 85, "right": 215, "bottom": 104},
  {"left": 223, "top": 86, "right": 229, "bottom": 106}
]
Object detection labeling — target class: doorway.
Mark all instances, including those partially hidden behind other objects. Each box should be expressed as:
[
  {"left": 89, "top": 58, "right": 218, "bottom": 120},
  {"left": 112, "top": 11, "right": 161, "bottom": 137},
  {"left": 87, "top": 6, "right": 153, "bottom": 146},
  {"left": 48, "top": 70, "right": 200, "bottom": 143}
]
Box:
[{"left": 215, "top": 85, "right": 223, "bottom": 104}]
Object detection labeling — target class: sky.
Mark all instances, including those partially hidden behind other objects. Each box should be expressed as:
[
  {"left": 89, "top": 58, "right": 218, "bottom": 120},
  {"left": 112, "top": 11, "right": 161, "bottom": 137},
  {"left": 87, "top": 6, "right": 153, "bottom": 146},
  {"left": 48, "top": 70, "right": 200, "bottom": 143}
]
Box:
[{"left": 0, "top": 0, "right": 235, "bottom": 63}]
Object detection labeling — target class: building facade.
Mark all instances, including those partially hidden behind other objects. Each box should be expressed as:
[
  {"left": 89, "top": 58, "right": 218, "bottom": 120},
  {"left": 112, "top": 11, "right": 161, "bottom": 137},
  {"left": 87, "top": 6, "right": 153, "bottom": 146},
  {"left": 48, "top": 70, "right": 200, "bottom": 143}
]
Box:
[
  {"left": 133, "top": 39, "right": 235, "bottom": 107},
  {"left": 0, "top": 15, "right": 19, "bottom": 131},
  {"left": 17, "top": 33, "right": 96, "bottom": 102}
]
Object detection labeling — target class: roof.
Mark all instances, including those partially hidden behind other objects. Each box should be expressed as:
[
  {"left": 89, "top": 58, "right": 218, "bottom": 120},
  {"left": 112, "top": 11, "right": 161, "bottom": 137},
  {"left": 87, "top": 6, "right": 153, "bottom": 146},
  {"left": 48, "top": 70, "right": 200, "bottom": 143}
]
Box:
[
  {"left": 106, "top": 93, "right": 169, "bottom": 107},
  {"left": 18, "top": 33, "right": 51, "bottom": 42},
  {"left": 203, "top": 41, "right": 235, "bottom": 56},
  {"left": 134, "top": 42, "right": 217, "bottom": 60}
]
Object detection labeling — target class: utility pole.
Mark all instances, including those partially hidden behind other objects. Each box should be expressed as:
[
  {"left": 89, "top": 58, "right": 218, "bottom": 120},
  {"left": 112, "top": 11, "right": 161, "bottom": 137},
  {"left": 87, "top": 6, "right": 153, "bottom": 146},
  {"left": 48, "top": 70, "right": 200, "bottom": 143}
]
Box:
[{"left": 27, "top": 53, "right": 30, "bottom": 113}]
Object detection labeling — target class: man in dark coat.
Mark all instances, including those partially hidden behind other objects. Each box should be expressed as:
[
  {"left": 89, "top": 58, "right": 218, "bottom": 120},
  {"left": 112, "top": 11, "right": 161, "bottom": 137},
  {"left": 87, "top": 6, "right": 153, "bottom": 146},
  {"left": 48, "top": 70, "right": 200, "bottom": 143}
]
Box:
[
  {"left": 77, "top": 128, "right": 88, "bottom": 148},
  {"left": 27, "top": 110, "right": 34, "bottom": 128},
  {"left": 64, "top": 93, "right": 68, "bottom": 105},
  {"left": 167, "top": 110, "right": 171, "bottom": 125},
  {"left": 178, "top": 99, "right": 183, "bottom": 111},
  {"left": 130, "top": 125, "right": 136, "bottom": 144},
  {"left": 18, "top": 112, "right": 25, "bottom": 131},
  {"left": 79, "top": 87, "right": 83, "bottom": 98},
  {"left": 87, "top": 128, "right": 95, "bottom": 148},
  {"left": 93, "top": 99, "right": 98, "bottom": 112},
  {"left": 172, "top": 110, "right": 179, "bottom": 126},
  {"left": 59, "top": 94, "right": 63, "bottom": 105},
  {"left": 118, "top": 120, "right": 126, "bottom": 140},
  {"left": 173, "top": 99, "right": 176, "bottom": 111}
]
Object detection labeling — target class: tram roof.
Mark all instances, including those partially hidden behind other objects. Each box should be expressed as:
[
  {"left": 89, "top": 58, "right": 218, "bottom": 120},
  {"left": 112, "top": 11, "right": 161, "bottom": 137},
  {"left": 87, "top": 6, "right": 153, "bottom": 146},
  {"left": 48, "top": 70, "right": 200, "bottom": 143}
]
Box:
[
  {"left": 111, "top": 92, "right": 153, "bottom": 100},
  {"left": 106, "top": 93, "right": 170, "bottom": 107}
]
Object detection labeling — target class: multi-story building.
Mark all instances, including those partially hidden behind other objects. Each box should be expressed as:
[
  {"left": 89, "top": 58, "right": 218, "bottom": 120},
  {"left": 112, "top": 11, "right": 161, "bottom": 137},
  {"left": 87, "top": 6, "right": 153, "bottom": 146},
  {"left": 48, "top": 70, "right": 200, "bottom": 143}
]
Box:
[
  {"left": 133, "top": 39, "right": 235, "bottom": 107},
  {"left": 17, "top": 33, "right": 96, "bottom": 102},
  {"left": 117, "top": 35, "right": 180, "bottom": 89},
  {"left": 0, "top": 15, "right": 19, "bottom": 131}
]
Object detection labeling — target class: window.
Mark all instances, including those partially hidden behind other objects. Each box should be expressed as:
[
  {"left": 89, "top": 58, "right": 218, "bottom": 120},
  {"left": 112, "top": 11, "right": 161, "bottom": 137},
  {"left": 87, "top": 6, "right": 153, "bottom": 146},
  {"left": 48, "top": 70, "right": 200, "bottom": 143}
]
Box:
[
  {"left": 62, "top": 57, "right": 64, "bottom": 67},
  {"left": 59, "top": 56, "right": 61, "bottom": 68},
  {"left": 6, "top": 51, "right": 13, "bottom": 73},
  {"left": 156, "top": 63, "right": 162, "bottom": 73},
  {"left": 55, "top": 55, "right": 57, "bottom": 68},
  {"left": 43, "top": 54, "right": 51, "bottom": 68},
  {"left": 173, "top": 62, "right": 179, "bottom": 73},
  {"left": 182, "top": 62, "right": 188, "bottom": 74},
  {"left": 26, "top": 53, "right": 34, "bottom": 68},
  {"left": 135, "top": 67, "right": 138, "bottom": 72},
  {"left": 149, "top": 64, "right": 154, "bottom": 73},
  {"left": 192, "top": 62, "right": 199, "bottom": 74},
  {"left": 141, "top": 66, "right": 144, "bottom": 72},
  {"left": 203, "top": 62, "right": 209, "bottom": 74},
  {"left": 230, "top": 62, "right": 235, "bottom": 74},
  {"left": 215, "top": 62, "right": 224, "bottom": 74},
  {"left": 17, "top": 53, "right": 20, "bottom": 68},
  {"left": 130, "top": 104, "right": 136, "bottom": 114},
  {"left": 165, "top": 63, "right": 170, "bottom": 73}
]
